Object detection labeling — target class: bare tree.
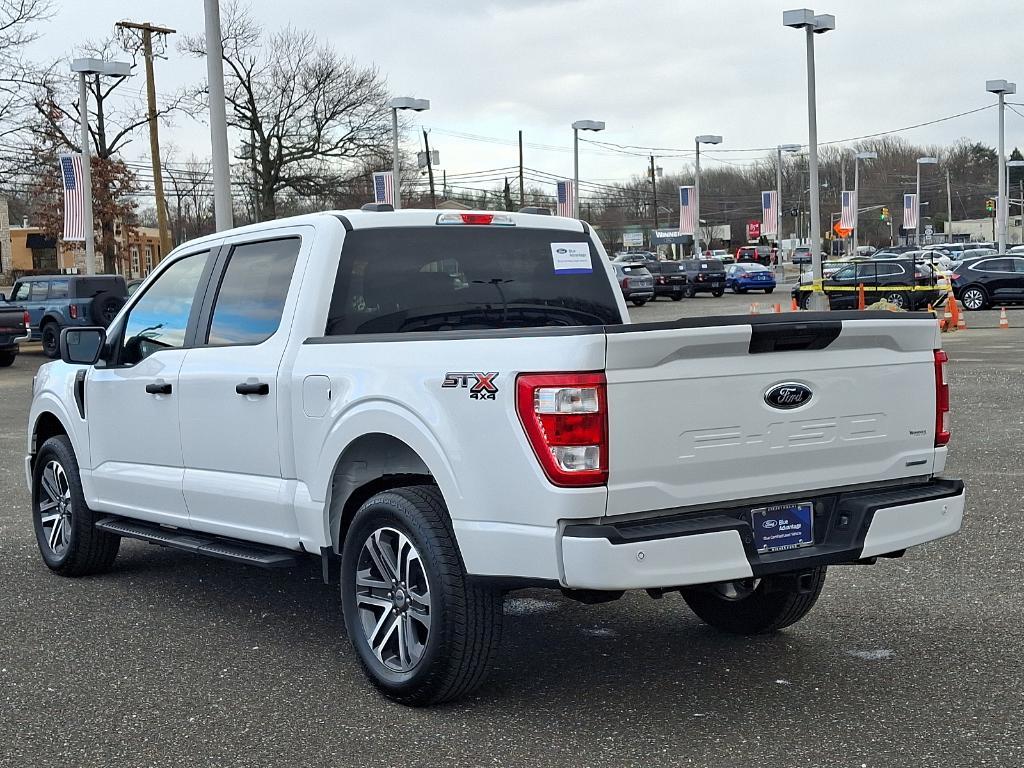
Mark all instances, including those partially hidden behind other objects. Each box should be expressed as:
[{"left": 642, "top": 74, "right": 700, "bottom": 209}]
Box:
[
  {"left": 164, "top": 155, "right": 214, "bottom": 245},
  {"left": 181, "top": 2, "right": 393, "bottom": 220},
  {"left": 0, "top": 0, "right": 52, "bottom": 140}
]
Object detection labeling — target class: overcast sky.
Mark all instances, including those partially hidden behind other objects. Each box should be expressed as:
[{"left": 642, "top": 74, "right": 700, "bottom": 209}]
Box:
[{"left": 26, "top": 0, "right": 1024, "bottom": 194}]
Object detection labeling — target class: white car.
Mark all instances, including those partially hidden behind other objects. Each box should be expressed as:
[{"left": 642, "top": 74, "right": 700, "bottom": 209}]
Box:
[{"left": 25, "top": 208, "right": 965, "bottom": 705}]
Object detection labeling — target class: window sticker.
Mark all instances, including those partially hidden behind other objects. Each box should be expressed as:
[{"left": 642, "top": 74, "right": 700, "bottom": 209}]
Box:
[{"left": 551, "top": 243, "right": 593, "bottom": 274}]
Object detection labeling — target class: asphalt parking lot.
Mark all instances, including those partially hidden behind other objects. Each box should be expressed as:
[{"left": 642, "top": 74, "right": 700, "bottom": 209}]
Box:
[{"left": 2, "top": 297, "right": 1023, "bottom": 767}]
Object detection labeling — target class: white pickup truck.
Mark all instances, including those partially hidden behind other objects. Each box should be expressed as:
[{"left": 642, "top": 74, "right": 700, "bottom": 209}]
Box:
[{"left": 26, "top": 208, "right": 965, "bottom": 705}]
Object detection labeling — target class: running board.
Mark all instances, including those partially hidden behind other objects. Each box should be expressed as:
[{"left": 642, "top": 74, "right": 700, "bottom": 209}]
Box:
[{"left": 95, "top": 516, "right": 299, "bottom": 569}]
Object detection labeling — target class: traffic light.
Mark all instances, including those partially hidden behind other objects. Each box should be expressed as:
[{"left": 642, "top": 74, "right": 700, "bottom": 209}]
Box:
[
  {"left": 986, "top": 198, "right": 996, "bottom": 214},
  {"left": 880, "top": 206, "right": 889, "bottom": 222}
]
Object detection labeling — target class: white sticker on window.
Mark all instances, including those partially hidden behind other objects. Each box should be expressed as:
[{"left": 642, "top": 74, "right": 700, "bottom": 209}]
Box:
[{"left": 551, "top": 243, "right": 592, "bottom": 274}]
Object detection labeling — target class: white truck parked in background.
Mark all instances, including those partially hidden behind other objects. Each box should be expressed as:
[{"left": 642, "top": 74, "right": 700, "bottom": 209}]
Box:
[{"left": 26, "top": 208, "right": 964, "bottom": 705}]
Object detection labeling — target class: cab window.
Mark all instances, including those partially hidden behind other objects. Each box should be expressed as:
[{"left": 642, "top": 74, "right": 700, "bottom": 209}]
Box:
[
  {"left": 30, "top": 281, "right": 48, "bottom": 300},
  {"left": 120, "top": 252, "right": 210, "bottom": 365},
  {"left": 11, "top": 282, "right": 30, "bottom": 302}
]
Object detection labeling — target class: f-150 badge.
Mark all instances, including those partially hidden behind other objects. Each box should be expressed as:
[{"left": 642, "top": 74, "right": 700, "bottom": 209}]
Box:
[{"left": 442, "top": 372, "right": 499, "bottom": 400}]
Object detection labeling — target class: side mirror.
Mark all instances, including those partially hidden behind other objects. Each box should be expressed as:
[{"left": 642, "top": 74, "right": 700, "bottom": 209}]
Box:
[{"left": 60, "top": 327, "right": 105, "bottom": 365}]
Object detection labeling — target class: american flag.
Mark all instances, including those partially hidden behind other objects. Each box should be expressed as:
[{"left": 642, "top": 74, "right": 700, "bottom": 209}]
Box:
[
  {"left": 372, "top": 171, "right": 394, "bottom": 205},
  {"left": 678, "top": 185, "right": 696, "bottom": 235},
  {"left": 761, "top": 190, "right": 778, "bottom": 236},
  {"left": 556, "top": 180, "right": 574, "bottom": 217},
  {"left": 840, "top": 190, "right": 857, "bottom": 230},
  {"left": 60, "top": 153, "right": 85, "bottom": 242},
  {"left": 903, "top": 193, "right": 918, "bottom": 230}
]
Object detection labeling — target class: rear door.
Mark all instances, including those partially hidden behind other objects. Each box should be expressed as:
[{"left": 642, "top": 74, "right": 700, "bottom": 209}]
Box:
[
  {"left": 602, "top": 315, "right": 941, "bottom": 517},
  {"left": 1012, "top": 257, "right": 1024, "bottom": 299},
  {"left": 176, "top": 232, "right": 305, "bottom": 547}
]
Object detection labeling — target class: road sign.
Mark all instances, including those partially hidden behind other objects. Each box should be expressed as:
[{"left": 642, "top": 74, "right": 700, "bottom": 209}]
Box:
[
  {"left": 747, "top": 221, "right": 761, "bottom": 241},
  {"left": 833, "top": 221, "right": 852, "bottom": 237},
  {"left": 622, "top": 231, "right": 644, "bottom": 247}
]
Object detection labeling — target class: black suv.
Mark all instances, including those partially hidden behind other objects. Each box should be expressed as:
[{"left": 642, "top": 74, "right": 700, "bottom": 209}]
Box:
[
  {"left": 951, "top": 255, "right": 1024, "bottom": 310},
  {"left": 679, "top": 258, "right": 726, "bottom": 297},
  {"left": 791, "top": 259, "right": 942, "bottom": 310}
]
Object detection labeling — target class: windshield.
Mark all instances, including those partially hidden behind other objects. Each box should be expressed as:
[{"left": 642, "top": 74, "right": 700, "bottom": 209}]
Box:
[{"left": 325, "top": 227, "right": 622, "bottom": 335}]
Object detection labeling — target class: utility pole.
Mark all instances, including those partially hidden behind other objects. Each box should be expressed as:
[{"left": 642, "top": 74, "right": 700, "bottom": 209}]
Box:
[
  {"left": 423, "top": 129, "right": 436, "bottom": 208},
  {"left": 946, "top": 169, "right": 952, "bottom": 244},
  {"left": 650, "top": 155, "right": 659, "bottom": 229},
  {"left": 518, "top": 130, "right": 525, "bottom": 208},
  {"left": 116, "top": 21, "right": 175, "bottom": 256}
]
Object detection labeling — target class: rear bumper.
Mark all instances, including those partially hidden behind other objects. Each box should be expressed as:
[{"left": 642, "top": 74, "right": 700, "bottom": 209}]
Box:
[{"left": 560, "top": 478, "right": 964, "bottom": 590}]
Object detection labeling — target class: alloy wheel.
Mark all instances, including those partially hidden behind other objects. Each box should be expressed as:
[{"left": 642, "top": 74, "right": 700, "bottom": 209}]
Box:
[
  {"left": 354, "top": 527, "right": 431, "bottom": 673},
  {"left": 962, "top": 288, "right": 984, "bottom": 310},
  {"left": 38, "top": 460, "right": 72, "bottom": 556}
]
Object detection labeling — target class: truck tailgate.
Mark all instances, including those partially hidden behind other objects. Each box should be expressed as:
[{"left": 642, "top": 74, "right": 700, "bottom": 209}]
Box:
[{"left": 604, "top": 313, "right": 942, "bottom": 517}]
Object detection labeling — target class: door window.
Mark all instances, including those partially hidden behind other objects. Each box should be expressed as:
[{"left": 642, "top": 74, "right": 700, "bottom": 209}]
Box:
[
  {"left": 1012, "top": 258, "right": 1024, "bottom": 273},
  {"left": 11, "top": 282, "right": 30, "bottom": 302},
  {"left": 832, "top": 265, "right": 857, "bottom": 281},
  {"left": 974, "top": 258, "right": 1013, "bottom": 273},
  {"left": 30, "top": 281, "right": 49, "bottom": 300},
  {"left": 875, "top": 264, "right": 905, "bottom": 277},
  {"left": 49, "top": 279, "right": 69, "bottom": 299},
  {"left": 120, "top": 251, "right": 210, "bottom": 365},
  {"left": 206, "top": 237, "right": 300, "bottom": 346}
]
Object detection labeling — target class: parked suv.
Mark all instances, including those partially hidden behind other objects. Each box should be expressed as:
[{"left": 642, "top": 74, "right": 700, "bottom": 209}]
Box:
[
  {"left": 8, "top": 275, "right": 127, "bottom": 358},
  {"left": 611, "top": 261, "right": 654, "bottom": 306},
  {"left": 679, "top": 258, "right": 726, "bottom": 296},
  {"left": 792, "top": 259, "right": 942, "bottom": 310},
  {"left": 735, "top": 245, "right": 771, "bottom": 265},
  {"left": 951, "top": 255, "right": 1024, "bottom": 310},
  {"left": 613, "top": 252, "right": 685, "bottom": 300}
]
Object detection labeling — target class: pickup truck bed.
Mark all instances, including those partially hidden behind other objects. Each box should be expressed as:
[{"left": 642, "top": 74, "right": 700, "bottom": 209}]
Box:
[
  {"left": 24, "top": 209, "right": 964, "bottom": 705},
  {"left": 0, "top": 305, "right": 29, "bottom": 366}
]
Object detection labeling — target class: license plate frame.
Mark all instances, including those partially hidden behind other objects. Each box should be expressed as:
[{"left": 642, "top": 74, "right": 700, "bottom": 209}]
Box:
[{"left": 750, "top": 502, "right": 814, "bottom": 554}]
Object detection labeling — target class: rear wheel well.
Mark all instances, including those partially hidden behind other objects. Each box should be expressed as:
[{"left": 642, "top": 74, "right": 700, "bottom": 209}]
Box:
[{"left": 327, "top": 433, "right": 436, "bottom": 554}]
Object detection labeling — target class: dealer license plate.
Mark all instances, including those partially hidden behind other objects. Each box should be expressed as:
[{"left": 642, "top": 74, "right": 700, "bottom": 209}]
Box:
[{"left": 750, "top": 502, "right": 814, "bottom": 553}]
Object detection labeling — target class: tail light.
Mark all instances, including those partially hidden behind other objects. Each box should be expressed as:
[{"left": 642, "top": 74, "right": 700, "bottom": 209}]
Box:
[
  {"left": 23, "top": 311, "right": 30, "bottom": 330},
  {"left": 949, "top": 272, "right": 960, "bottom": 282},
  {"left": 436, "top": 212, "right": 515, "bottom": 226},
  {"left": 621, "top": 277, "right": 630, "bottom": 290},
  {"left": 934, "top": 349, "right": 950, "bottom": 447},
  {"left": 69, "top": 303, "right": 78, "bottom": 319},
  {"left": 516, "top": 373, "right": 608, "bottom": 487}
]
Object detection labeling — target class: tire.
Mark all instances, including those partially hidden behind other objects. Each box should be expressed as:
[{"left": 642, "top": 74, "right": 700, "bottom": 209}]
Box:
[
  {"left": 90, "top": 291, "right": 124, "bottom": 326},
  {"left": 0, "top": 350, "right": 16, "bottom": 367},
  {"left": 647, "top": 295, "right": 657, "bottom": 302},
  {"left": 799, "top": 291, "right": 812, "bottom": 310},
  {"left": 960, "top": 286, "right": 987, "bottom": 311},
  {"left": 764, "top": 287, "right": 775, "bottom": 294},
  {"left": 340, "top": 485, "right": 503, "bottom": 706},
  {"left": 31, "top": 435, "right": 120, "bottom": 576},
  {"left": 41, "top": 322, "right": 60, "bottom": 359},
  {"left": 711, "top": 289, "right": 725, "bottom": 298},
  {"left": 681, "top": 567, "right": 827, "bottom": 635},
  {"left": 682, "top": 286, "right": 696, "bottom": 298},
  {"left": 883, "top": 292, "right": 908, "bottom": 309},
  {"left": 631, "top": 298, "right": 647, "bottom": 307},
  {"left": 670, "top": 294, "right": 682, "bottom": 301}
]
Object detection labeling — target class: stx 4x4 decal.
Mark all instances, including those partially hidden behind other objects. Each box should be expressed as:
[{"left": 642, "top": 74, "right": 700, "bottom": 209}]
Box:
[{"left": 442, "top": 372, "right": 499, "bottom": 400}]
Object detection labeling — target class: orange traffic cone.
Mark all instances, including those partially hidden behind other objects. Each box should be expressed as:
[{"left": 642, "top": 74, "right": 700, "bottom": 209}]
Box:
[
  {"left": 790, "top": 297, "right": 799, "bottom": 311},
  {"left": 956, "top": 301, "right": 967, "bottom": 330},
  {"left": 947, "top": 293, "right": 960, "bottom": 330},
  {"left": 750, "top": 302, "right": 760, "bottom": 315},
  {"left": 857, "top": 283, "right": 866, "bottom": 311},
  {"left": 942, "top": 304, "right": 953, "bottom": 332},
  {"left": 999, "top": 307, "right": 1010, "bottom": 329},
  {"left": 774, "top": 303, "right": 782, "bottom": 314}
]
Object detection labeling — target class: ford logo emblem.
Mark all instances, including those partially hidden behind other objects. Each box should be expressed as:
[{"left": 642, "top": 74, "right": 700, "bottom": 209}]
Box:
[
  {"left": 556, "top": 248, "right": 568, "bottom": 254},
  {"left": 762, "top": 519, "right": 778, "bottom": 529},
  {"left": 764, "top": 382, "right": 812, "bottom": 410}
]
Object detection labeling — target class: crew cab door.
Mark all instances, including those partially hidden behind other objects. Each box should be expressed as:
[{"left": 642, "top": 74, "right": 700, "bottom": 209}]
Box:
[
  {"left": 86, "top": 248, "right": 216, "bottom": 525},
  {"left": 176, "top": 232, "right": 305, "bottom": 547}
]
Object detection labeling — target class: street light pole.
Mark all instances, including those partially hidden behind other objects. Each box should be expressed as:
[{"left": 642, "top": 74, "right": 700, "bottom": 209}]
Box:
[
  {"left": 70, "top": 58, "right": 131, "bottom": 275},
  {"left": 915, "top": 157, "right": 938, "bottom": 246},
  {"left": 204, "top": 0, "right": 233, "bottom": 231},
  {"left": 987, "top": 80, "right": 1016, "bottom": 252},
  {"left": 784, "top": 8, "right": 834, "bottom": 310},
  {"left": 852, "top": 151, "right": 876, "bottom": 257},
  {"left": 571, "top": 120, "right": 605, "bottom": 219},
  {"left": 387, "top": 97, "right": 431, "bottom": 211},
  {"left": 694, "top": 134, "right": 722, "bottom": 256}
]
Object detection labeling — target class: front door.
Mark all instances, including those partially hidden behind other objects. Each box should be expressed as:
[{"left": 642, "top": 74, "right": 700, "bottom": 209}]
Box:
[
  {"left": 86, "top": 249, "right": 214, "bottom": 525},
  {"left": 177, "top": 234, "right": 304, "bottom": 547}
]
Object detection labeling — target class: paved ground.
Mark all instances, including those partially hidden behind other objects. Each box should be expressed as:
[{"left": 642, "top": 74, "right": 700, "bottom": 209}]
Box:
[{"left": 2, "top": 299, "right": 1023, "bottom": 767}]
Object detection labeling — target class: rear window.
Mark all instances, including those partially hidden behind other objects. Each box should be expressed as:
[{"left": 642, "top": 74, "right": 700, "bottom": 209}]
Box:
[
  {"left": 325, "top": 227, "right": 621, "bottom": 335},
  {"left": 691, "top": 259, "right": 725, "bottom": 272},
  {"left": 620, "top": 265, "right": 649, "bottom": 275}
]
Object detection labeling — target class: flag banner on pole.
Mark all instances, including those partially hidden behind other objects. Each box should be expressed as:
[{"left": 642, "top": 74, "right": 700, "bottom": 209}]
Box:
[
  {"left": 59, "top": 153, "right": 85, "bottom": 242},
  {"left": 678, "top": 186, "right": 696, "bottom": 235},
  {"left": 556, "top": 180, "right": 574, "bottom": 217},
  {"left": 840, "top": 190, "right": 857, "bottom": 230},
  {"left": 903, "top": 193, "right": 918, "bottom": 230},
  {"left": 372, "top": 171, "right": 394, "bottom": 205},
  {"left": 761, "top": 190, "right": 778, "bottom": 236}
]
